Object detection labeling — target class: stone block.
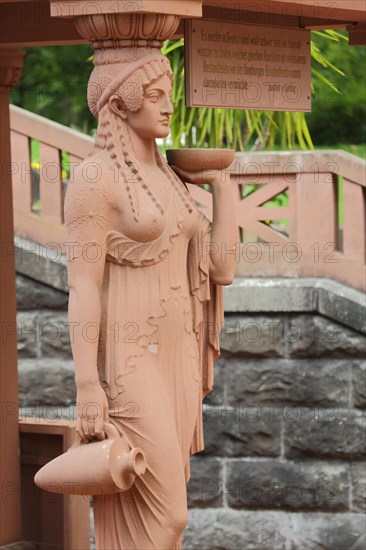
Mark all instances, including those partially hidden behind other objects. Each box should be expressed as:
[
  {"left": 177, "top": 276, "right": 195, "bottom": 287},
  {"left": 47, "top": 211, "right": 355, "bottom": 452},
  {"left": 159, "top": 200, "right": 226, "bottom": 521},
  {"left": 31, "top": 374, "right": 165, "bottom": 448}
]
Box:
[
  {"left": 18, "top": 358, "right": 76, "bottom": 406},
  {"left": 353, "top": 362, "right": 366, "bottom": 408},
  {"left": 288, "top": 314, "right": 366, "bottom": 358},
  {"left": 201, "top": 406, "right": 281, "bottom": 458},
  {"left": 284, "top": 408, "right": 366, "bottom": 460},
  {"left": 223, "top": 279, "right": 316, "bottom": 313},
  {"left": 17, "top": 311, "right": 39, "bottom": 358},
  {"left": 187, "top": 457, "right": 222, "bottom": 508},
  {"left": 37, "top": 311, "right": 73, "bottom": 358},
  {"left": 351, "top": 462, "right": 366, "bottom": 513},
  {"left": 220, "top": 314, "right": 285, "bottom": 357},
  {"left": 16, "top": 274, "right": 68, "bottom": 311},
  {"left": 226, "top": 460, "right": 349, "bottom": 511},
  {"left": 17, "top": 310, "right": 74, "bottom": 360},
  {"left": 203, "top": 359, "right": 224, "bottom": 406},
  {"left": 318, "top": 285, "right": 366, "bottom": 334},
  {"left": 225, "top": 358, "right": 351, "bottom": 407},
  {"left": 15, "top": 236, "right": 68, "bottom": 293},
  {"left": 183, "top": 509, "right": 366, "bottom": 550}
]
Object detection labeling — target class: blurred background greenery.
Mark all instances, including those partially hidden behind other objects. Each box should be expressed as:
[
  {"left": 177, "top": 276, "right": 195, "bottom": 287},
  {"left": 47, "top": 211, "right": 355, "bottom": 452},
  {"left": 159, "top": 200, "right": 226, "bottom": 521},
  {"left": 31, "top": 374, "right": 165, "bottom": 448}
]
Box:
[
  {"left": 10, "top": 31, "right": 365, "bottom": 156},
  {"left": 307, "top": 32, "right": 366, "bottom": 149}
]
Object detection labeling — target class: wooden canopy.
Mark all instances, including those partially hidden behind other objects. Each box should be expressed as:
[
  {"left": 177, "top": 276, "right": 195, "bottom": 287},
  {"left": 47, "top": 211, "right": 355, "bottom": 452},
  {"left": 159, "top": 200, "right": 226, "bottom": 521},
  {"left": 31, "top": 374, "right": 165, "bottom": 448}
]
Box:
[{"left": 0, "top": 0, "right": 365, "bottom": 47}]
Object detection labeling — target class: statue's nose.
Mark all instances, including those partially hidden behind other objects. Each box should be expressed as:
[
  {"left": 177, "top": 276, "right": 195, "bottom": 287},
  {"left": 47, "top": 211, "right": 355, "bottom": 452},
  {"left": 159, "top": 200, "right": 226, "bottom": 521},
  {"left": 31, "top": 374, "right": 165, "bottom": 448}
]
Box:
[{"left": 162, "top": 95, "right": 173, "bottom": 114}]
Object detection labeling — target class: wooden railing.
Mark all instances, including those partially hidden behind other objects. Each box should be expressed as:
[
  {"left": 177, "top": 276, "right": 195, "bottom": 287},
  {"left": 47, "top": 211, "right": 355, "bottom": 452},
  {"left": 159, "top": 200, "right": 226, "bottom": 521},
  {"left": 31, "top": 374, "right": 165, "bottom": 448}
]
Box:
[
  {"left": 10, "top": 105, "right": 93, "bottom": 246},
  {"left": 10, "top": 105, "right": 366, "bottom": 292},
  {"left": 190, "top": 149, "right": 366, "bottom": 292}
]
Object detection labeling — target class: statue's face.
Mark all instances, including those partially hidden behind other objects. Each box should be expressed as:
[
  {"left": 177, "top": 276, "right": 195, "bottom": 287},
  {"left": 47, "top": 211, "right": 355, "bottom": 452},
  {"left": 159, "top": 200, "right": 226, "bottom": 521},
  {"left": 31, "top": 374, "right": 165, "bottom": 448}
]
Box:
[{"left": 123, "top": 73, "right": 173, "bottom": 139}]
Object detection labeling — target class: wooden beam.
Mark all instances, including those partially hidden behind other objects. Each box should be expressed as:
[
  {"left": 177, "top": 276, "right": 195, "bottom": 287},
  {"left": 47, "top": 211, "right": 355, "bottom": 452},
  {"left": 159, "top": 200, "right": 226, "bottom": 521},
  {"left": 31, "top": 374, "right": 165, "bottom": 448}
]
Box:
[
  {"left": 202, "top": 5, "right": 350, "bottom": 30},
  {"left": 49, "top": 0, "right": 203, "bottom": 18},
  {"left": 0, "top": 0, "right": 191, "bottom": 46},
  {"left": 202, "top": 4, "right": 301, "bottom": 28},
  {"left": 0, "top": 1, "right": 86, "bottom": 47},
  {"left": 1, "top": 0, "right": 365, "bottom": 47},
  {"left": 348, "top": 23, "right": 366, "bottom": 45},
  {"left": 0, "top": 0, "right": 365, "bottom": 22},
  {"left": 204, "top": 1, "right": 366, "bottom": 24}
]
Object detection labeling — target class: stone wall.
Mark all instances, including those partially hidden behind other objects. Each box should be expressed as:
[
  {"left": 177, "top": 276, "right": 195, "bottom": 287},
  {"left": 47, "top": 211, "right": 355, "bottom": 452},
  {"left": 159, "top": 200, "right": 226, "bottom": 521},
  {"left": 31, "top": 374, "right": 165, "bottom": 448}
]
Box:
[
  {"left": 185, "top": 311, "right": 366, "bottom": 549},
  {"left": 16, "top": 274, "right": 76, "bottom": 419},
  {"left": 16, "top": 264, "right": 366, "bottom": 550}
]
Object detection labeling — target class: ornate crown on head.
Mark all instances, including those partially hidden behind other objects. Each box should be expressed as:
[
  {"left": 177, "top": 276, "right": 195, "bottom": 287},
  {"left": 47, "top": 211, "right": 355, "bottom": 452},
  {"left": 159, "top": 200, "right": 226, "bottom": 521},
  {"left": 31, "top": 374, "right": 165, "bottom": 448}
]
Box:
[{"left": 87, "top": 46, "right": 173, "bottom": 118}]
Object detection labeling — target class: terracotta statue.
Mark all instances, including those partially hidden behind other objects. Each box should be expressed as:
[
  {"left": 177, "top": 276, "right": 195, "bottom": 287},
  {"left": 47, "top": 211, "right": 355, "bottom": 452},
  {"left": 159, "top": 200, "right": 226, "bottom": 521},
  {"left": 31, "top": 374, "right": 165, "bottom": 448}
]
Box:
[{"left": 63, "top": 43, "right": 237, "bottom": 549}]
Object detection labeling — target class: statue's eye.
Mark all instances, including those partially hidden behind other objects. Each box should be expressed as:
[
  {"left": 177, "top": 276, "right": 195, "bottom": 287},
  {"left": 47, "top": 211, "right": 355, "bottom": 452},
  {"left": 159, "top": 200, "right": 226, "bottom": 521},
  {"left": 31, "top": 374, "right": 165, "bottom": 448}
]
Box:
[{"left": 148, "top": 94, "right": 159, "bottom": 102}]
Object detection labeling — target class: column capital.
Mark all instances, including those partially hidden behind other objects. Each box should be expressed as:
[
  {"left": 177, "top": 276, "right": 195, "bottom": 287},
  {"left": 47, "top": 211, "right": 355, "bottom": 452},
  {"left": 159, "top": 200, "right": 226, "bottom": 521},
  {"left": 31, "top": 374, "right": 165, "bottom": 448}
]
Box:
[
  {"left": 74, "top": 12, "right": 181, "bottom": 47},
  {"left": 0, "top": 48, "right": 25, "bottom": 90}
]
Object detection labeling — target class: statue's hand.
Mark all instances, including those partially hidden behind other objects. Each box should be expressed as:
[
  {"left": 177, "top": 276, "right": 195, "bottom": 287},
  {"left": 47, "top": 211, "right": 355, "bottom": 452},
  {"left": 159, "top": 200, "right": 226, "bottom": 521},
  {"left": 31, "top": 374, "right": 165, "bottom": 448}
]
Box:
[
  {"left": 76, "top": 381, "right": 109, "bottom": 443},
  {"left": 170, "top": 164, "right": 229, "bottom": 188}
]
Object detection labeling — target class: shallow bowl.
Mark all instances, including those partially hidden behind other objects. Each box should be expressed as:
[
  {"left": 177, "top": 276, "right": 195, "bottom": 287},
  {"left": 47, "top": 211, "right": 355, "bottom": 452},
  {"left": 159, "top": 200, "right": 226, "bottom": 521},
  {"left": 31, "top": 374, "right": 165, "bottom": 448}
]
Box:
[{"left": 166, "top": 148, "right": 235, "bottom": 171}]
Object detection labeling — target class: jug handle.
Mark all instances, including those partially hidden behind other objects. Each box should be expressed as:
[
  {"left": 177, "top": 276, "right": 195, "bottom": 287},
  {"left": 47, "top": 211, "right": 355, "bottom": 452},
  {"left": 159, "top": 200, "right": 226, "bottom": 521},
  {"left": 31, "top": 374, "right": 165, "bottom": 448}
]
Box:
[{"left": 69, "top": 421, "right": 120, "bottom": 449}]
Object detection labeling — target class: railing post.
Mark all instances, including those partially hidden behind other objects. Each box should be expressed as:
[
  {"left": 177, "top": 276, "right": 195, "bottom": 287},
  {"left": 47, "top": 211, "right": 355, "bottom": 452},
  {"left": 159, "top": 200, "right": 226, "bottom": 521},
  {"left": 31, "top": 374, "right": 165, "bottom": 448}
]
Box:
[
  {"left": 342, "top": 177, "right": 366, "bottom": 264},
  {"left": 293, "top": 170, "right": 338, "bottom": 276},
  {"left": 39, "top": 142, "right": 63, "bottom": 224},
  {"left": 10, "top": 131, "right": 32, "bottom": 215},
  {"left": 0, "top": 46, "right": 24, "bottom": 546}
]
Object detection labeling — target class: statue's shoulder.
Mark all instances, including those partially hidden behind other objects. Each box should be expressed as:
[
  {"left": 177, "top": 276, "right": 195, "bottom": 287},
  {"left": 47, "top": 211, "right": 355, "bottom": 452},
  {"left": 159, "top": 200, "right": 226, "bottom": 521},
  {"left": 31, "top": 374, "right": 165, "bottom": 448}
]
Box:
[{"left": 65, "top": 149, "right": 122, "bottom": 213}]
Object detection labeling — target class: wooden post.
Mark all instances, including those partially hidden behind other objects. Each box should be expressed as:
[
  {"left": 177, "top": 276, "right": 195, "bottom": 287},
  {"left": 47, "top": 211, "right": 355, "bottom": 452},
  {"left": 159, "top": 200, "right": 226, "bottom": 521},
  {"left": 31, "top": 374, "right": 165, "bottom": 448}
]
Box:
[{"left": 0, "top": 46, "right": 24, "bottom": 546}]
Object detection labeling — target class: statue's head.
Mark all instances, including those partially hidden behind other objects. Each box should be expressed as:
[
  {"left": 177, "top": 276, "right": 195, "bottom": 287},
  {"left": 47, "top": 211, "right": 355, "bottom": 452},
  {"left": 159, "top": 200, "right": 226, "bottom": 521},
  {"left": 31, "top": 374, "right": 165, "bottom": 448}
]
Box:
[
  {"left": 88, "top": 46, "right": 173, "bottom": 135},
  {"left": 108, "top": 71, "right": 173, "bottom": 142},
  {"left": 88, "top": 46, "right": 174, "bottom": 154},
  {"left": 86, "top": 47, "right": 194, "bottom": 222}
]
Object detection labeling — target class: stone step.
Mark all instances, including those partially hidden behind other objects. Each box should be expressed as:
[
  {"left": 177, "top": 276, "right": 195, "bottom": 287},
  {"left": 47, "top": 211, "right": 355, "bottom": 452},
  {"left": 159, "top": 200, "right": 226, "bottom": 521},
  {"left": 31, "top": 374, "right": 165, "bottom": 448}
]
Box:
[{"left": 183, "top": 509, "right": 366, "bottom": 550}]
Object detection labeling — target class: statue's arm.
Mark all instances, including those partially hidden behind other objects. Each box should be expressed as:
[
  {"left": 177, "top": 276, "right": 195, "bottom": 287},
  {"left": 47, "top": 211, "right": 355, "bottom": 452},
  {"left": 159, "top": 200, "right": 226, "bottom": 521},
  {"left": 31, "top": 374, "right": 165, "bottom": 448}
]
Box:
[
  {"left": 64, "top": 166, "right": 116, "bottom": 442},
  {"left": 171, "top": 165, "right": 238, "bottom": 286},
  {"left": 208, "top": 170, "right": 238, "bottom": 285}
]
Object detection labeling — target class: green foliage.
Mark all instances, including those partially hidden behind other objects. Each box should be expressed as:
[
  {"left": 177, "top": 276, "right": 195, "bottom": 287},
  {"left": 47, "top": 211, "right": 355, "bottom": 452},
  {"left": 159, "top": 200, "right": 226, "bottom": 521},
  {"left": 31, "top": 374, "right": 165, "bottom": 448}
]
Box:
[
  {"left": 11, "top": 30, "right": 360, "bottom": 152},
  {"left": 11, "top": 45, "right": 96, "bottom": 134},
  {"left": 162, "top": 30, "right": 350, "bottom": 152},
  {"left": 307, "top": 30, "right": 366, "bottom": 145}
]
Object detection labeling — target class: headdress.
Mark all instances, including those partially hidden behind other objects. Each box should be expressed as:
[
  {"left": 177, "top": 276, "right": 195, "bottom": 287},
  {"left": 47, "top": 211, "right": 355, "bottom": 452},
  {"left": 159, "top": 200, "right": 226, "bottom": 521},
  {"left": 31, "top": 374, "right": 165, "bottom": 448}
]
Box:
[
  {"left": 88, "top": 46, "right": 173, "bottom": 118},
  {"left": 87, "top": 44, "right": 195, "bottom": 222}
]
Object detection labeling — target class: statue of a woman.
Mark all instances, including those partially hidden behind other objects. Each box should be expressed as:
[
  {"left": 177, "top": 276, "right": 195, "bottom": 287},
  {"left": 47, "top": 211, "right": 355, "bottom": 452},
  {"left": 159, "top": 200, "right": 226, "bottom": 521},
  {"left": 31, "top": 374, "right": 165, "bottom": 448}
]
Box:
[{"left": 64, "top": 44, "right": 237, "bottom": 550}]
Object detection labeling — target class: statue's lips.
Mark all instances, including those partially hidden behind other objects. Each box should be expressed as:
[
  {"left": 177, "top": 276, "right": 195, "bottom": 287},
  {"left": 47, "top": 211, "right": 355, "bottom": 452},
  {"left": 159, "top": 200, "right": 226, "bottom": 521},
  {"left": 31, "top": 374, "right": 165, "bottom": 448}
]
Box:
[{"left": 159, "top": 119, "right": 170, "bottom": 124}]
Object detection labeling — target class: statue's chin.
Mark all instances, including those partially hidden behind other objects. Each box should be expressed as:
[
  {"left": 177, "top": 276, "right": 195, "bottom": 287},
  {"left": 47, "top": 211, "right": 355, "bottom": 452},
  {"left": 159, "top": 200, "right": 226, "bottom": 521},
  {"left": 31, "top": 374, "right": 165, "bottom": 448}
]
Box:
[
  {"left": 159, "top": 126, "right": 169, "bottom": 137},
  {"left": 154, "top": 128, "right": 170, "bottom": 139}
]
